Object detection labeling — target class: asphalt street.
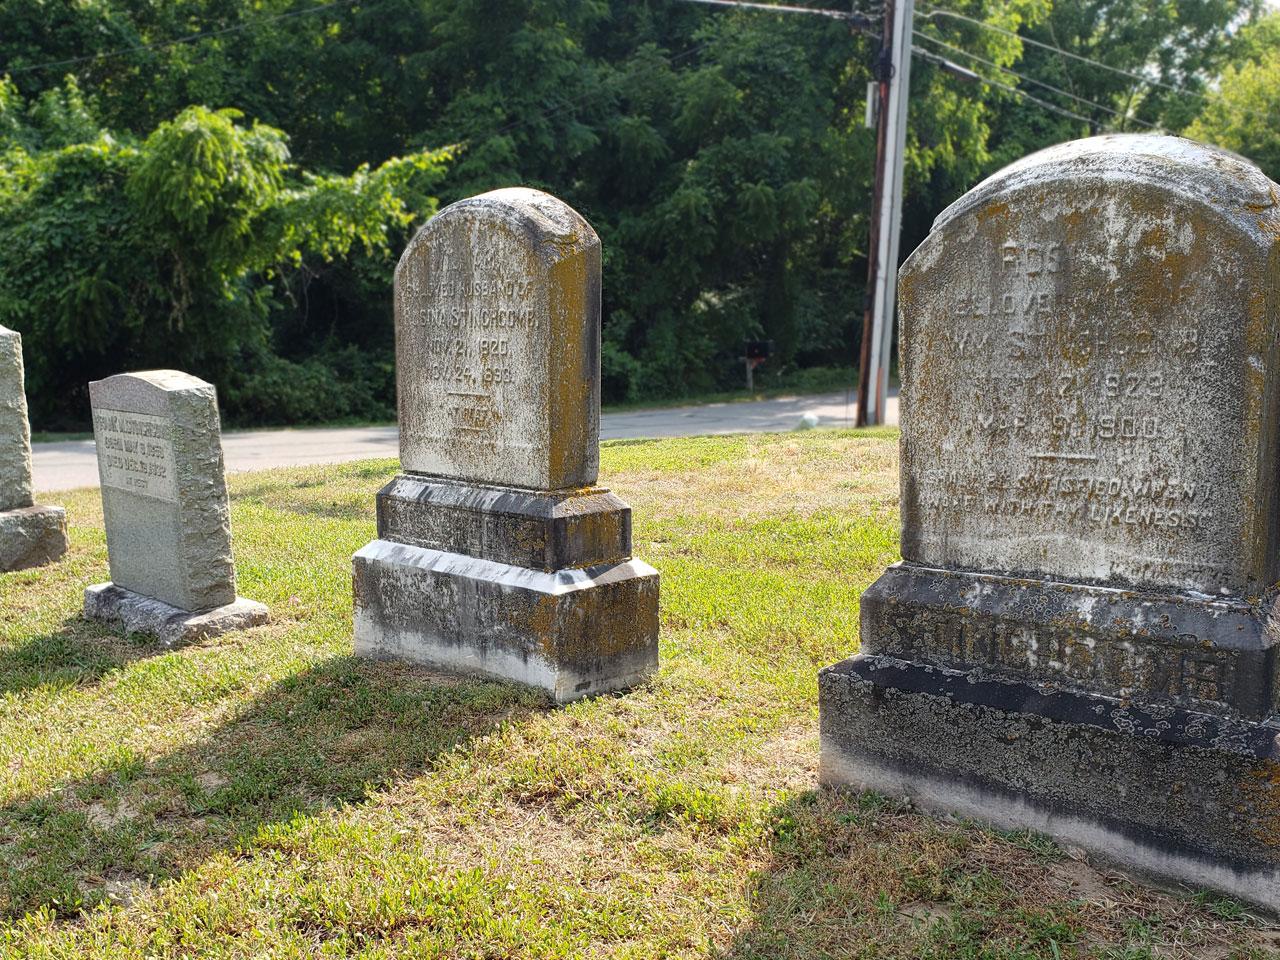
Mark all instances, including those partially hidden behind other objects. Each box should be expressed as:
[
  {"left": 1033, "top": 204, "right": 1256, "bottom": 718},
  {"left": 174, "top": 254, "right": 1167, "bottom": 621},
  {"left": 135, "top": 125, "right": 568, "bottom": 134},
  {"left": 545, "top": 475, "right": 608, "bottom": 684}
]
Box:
[{"left": 32, "top": 389, "right": 898, "bottom": 493}]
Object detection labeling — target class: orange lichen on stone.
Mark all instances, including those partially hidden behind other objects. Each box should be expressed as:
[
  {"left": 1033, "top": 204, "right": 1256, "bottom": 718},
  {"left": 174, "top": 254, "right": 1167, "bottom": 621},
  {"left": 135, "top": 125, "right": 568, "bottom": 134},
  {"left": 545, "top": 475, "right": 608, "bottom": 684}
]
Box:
[{"left": 1242, "top": 761, "right": 1280, "bottom": 848}]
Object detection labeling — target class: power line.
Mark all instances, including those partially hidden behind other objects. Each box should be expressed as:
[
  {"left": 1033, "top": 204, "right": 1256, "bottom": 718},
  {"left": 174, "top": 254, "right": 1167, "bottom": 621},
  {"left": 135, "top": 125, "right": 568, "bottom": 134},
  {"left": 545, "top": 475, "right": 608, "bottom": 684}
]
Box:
[
  {"left": 675, "top": 0, "right": 874, "bottom": 23},
  {"left": 918, "top": 4, "right": 1211, "bottom": 103},
  {"left": 6, "top": 0, "right": 362, "bottom": 75},
  {"left": 913, "top": 46, "right": 1098, "bottom": 127},
  {"left": 913, "top": 30, "right": 1161, "bottom": 130}
]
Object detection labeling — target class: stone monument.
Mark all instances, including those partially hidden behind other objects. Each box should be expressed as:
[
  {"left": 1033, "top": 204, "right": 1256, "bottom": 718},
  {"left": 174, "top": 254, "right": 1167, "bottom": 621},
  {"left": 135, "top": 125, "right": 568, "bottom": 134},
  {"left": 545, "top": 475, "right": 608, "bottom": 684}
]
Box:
[
  {"left": 820, "top": 135, "right": 1280, "bottom": 909},
  {"left": 0, "top": 326, "right": 68, "bottom": 572},
  {"left": 84, "top": 370, "right": 268, "bottom": 644},
  {"left": 352, "top": 188, "right": 660, "bottom": 703}
]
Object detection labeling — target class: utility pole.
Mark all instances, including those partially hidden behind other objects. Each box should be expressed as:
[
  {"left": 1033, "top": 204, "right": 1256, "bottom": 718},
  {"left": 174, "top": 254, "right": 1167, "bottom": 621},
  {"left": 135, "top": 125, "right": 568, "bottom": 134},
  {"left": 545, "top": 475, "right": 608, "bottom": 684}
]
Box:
[
  {"left": 856, "top": 0, "right": 914, "bottom": 427},
  {"left": 674, "top": 0, "right": 893, "bottom": 425}
]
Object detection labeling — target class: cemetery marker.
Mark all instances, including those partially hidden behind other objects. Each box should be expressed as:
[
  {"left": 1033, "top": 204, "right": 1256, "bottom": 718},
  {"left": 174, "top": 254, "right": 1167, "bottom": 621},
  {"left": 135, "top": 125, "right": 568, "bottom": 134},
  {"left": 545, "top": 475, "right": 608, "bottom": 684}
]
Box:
[
  {"left": 0, "top": 325, "right": 68, "bottom": 571},
  {"left": 353, "top": 188, "right": 660, "bottom": 702},
  {"left": 820, "top": 135, "right": 1280, "bottom": 909},
  {"left": 84, "top": 370, "right": 268, "bottom": 644}
]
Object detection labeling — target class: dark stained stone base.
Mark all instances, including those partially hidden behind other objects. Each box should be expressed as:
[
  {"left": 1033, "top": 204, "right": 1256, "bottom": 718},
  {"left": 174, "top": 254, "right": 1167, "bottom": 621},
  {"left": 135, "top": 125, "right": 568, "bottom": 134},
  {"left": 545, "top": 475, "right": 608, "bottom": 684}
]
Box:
[
  {"left": 377, "top": 474, "right": 632, "bottom": 571},
  {"left": 84, "top": 583, "right": 269, "bottom": 647},
  {"left": 861, "top": 562, "right": 1279, "bottom": 719},
  {"left": 0, "top": 504, "right": 68, "bottom": 572},
  {"left": 352, "top": 538, "right": 660, "bottom": 703},
  {"left": 819, "top": 654, "right": 1280, "bottom": 912}
]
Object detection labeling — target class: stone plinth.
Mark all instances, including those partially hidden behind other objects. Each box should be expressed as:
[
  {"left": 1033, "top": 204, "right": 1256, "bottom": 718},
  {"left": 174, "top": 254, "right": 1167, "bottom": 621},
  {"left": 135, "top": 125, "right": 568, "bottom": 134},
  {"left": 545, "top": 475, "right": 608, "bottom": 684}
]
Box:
[
  {"left": 820, "top": 656, "right": 1280, "bottom": 907},
  {"left": 819, "top": 135, "right": 1280, "bottom": 911},
  {"left": 353, "top": 189, "right": 659, "bottom": 702},
  {"left": 85, "top": 583, "right": 268, "bottom": 648},
  {"left": 354, "top": 536, "right": 658, "bottom": 704},
  {"left": 85, "top": 370, "right": 267, "bottom": 642},
  {"left": 0, "top": 326, "right": 68, "bottom": 572},
  {"left": 0, "top": 505, "right": 68, "bottom": 573}
]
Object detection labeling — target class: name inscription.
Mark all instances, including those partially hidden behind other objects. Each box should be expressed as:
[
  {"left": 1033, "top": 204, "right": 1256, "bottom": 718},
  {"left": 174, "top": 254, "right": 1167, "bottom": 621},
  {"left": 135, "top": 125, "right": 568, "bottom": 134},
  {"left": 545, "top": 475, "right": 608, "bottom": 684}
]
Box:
[
  {"left": 884, "top": 614, "right": 1235, "bottom": 709},
  {"left": 395, "top": 213, "right": 548, "bottom": 483},
  {"left": 94, "top": 409, "right": 178, "bottom": 503}
]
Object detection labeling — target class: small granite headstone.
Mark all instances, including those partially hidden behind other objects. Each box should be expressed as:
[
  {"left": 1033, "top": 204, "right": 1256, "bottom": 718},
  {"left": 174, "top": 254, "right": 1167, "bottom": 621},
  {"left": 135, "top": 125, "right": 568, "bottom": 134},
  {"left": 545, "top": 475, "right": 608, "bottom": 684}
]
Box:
[
  {"left": 819, "top": 135, "right": 1280, "bottom": 909},
  {"left": 84, "top": 370, "right": 267, "bottom": 644},
  {"left": 353, "top": 188, "right": 660, "bottom": 703},
  {"left": 0, "top": 326, "right": 68, "bottom": 572}
]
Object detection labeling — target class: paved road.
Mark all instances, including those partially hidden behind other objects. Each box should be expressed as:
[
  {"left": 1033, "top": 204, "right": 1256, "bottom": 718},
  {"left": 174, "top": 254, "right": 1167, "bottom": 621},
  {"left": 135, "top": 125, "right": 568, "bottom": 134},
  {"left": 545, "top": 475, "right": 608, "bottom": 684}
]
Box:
[{"left": 32, "top": 390, "right": 898, "bottom": 493}]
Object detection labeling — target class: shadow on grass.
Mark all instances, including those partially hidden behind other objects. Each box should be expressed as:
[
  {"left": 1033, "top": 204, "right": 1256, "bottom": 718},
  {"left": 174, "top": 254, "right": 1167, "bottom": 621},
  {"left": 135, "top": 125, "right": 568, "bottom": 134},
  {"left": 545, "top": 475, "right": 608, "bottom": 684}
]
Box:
[
  {"left": 0, "top": 615, "right": 156, "bottom": 696},
  {"left": 0, "top": 655, "right": 547, "bottom": 919}
]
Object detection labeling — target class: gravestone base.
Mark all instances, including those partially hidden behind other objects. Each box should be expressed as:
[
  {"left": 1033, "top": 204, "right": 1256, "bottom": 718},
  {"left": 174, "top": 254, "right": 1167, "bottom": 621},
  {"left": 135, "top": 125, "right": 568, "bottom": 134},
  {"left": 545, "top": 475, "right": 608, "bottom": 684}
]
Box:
[
  {"left": 353, "top": 540, "right": 659, "bottom": 704},
  {"left": 84, "top": 582, "right": 269, "bottom": 647},
  {"left": 0, "top": 504, "right": 68, "bottom": 572},
  {"left": 376, "top": 475, "right": 634, "bottom": 571},
  {"left": 353, "top": 475, "right": 660, "bottom": 703},
  {"left": 852, "top": 563, "right": 1280, "bottom": 716},
  {"left": 820, "top": 653, "right": 1280, "bottom": 912}
]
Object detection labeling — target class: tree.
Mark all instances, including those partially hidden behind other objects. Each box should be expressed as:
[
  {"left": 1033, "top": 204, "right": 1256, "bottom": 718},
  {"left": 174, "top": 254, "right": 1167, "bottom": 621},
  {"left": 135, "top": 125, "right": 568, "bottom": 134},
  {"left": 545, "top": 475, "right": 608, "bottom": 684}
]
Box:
[
  {"left": 0, "top": 81, "right": 449, "bottom": 426},
  {"left": 1184, "top": 11, "right": 1280, "bottom": 180}
]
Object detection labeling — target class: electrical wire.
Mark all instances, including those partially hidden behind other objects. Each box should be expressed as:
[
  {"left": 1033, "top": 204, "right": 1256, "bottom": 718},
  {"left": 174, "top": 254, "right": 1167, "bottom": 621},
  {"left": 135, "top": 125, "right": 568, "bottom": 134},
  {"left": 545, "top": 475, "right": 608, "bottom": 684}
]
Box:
[
  {"left": 675, "top": 0, "right": 872, "bottom": 21},
  {"left": 7, "top": 0, "right": 873, "bottom": 79},
  {"left": 918, "top": 4, "right": 1211, "bottom": 102},
  {"left": 913, "top": 45, "right": 1099, "bottom": 126},
  {"left": 913, "top": 30, "right": 1161, "bottom": 129}
]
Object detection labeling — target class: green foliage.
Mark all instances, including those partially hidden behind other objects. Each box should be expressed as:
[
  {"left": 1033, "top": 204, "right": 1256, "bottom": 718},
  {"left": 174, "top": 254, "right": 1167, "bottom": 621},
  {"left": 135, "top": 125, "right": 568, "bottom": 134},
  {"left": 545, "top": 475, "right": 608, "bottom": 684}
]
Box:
[
  {"left": 0, "top": 83, "right": 447, "bottom": 426},
  {"left": 1184, "top": 12, "right": 1280, "bottom": 181}
]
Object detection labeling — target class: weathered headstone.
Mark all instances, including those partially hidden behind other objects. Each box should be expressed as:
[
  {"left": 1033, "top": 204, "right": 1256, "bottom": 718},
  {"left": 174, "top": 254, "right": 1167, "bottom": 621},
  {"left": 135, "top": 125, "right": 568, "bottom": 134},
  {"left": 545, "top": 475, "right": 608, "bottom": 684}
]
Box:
[
  {"left": 0, "top": 326, "right": 68, "bottom": 572},
  {"left": 353, "top": 188, "right": 660, "bottom": 702},
  {"left": 84, "top": 370, "right": 267, "bottom": 644},
  {"left": 819, "top": 135, "right": 1280, "bottom": 909}
]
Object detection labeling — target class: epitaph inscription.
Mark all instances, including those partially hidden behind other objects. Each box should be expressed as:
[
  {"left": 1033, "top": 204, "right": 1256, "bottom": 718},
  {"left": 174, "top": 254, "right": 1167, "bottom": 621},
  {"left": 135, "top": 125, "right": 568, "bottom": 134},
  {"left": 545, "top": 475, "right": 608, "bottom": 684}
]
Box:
[
  {"left": 400, "top": 253, "right": 540, "bottom": 464},
  {"left": 900, "top": 174, "right": 1265, "bottom": 596},
  {"left": 92, "top": 409, "right": 178, "bottom": 503}
]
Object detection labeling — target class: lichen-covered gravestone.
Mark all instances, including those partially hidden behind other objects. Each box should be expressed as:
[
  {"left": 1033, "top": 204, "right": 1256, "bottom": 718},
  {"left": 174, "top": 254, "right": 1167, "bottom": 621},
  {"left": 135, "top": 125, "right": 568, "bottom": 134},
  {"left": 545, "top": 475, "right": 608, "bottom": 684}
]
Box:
[
  {"left": 352, "top": 188, "right": 659, "bottom": 702},
  {"left": 819, "top": 136, "right": 1280, "bottom": 909},
  {"left": 0, "top": 326, "right": 68, "bottom": 571},
  {"left": 84, "top": 371, "right": 267, "bottom": 644}
]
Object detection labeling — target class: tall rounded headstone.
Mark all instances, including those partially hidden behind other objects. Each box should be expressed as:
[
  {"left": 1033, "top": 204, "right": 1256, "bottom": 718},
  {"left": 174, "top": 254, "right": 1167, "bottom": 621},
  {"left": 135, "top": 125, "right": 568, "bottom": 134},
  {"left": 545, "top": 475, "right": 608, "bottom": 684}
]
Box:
[
  {"left": 819, "top": 136, "right": 1280, "bottom": 909},
  {"left": 0, "top": 325, "right": 68, "bottom": 572},
  {"left": 352, "top": 188, "right": 659, "bottom": 703},
  {"left": 84, "top": 371, "right": 268, "bottom": 644}
]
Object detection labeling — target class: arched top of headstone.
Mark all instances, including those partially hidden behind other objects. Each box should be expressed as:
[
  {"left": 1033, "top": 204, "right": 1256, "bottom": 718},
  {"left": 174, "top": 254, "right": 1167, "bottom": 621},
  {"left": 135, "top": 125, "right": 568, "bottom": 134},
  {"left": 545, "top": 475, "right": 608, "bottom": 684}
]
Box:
[
  {"left": 397, "top": 188, "right": 598, "bottom": 281},
  {"left": 932, "top": 134, "right": 1279, "bottom": 240},
  {"left": 90, "top": 370, "right": 217, "bottom": 420},
  {"left": 897, "top": 134, "right": 1280, "bottom": 598},
  {"left": 394, "top": 188, "right": 603, "bottom": 491},
  {"left": 94, "top": 369, "right": 214, "bottom": 395}
]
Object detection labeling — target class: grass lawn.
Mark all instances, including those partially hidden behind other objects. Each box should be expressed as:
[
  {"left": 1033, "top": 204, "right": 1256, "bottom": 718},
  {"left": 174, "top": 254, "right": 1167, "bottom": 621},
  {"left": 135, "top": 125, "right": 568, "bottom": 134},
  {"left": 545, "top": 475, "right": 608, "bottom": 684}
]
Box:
[{"left": 1, "top": 429, "right": 1277, "bottom": 958}]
